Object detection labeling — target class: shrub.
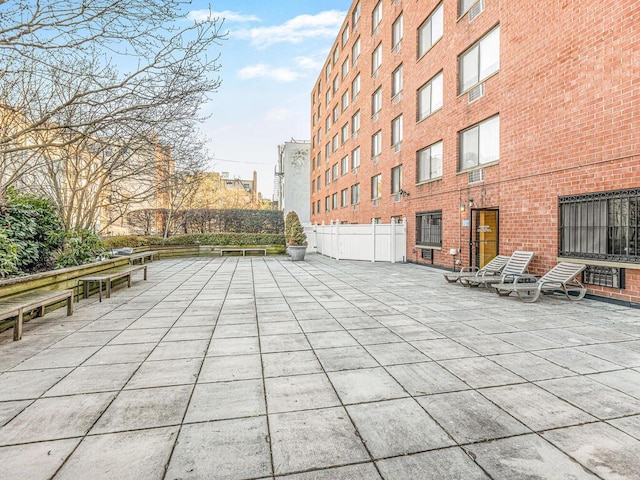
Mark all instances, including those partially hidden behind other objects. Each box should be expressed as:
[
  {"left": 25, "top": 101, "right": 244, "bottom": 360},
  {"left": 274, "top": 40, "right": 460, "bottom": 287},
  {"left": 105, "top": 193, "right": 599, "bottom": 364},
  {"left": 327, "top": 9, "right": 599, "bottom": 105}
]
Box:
[
  {"left": 55, "top": 229, "right": 106, "bottom": 268},
  {"left": 285, "top": 211, "right": 306, "bottom": 246},
  {"left": 103, "top": 233, "right": 286, "bottom": 248},
  {"left": 102, "top": 235, "right": 149, "bottom": 250}
]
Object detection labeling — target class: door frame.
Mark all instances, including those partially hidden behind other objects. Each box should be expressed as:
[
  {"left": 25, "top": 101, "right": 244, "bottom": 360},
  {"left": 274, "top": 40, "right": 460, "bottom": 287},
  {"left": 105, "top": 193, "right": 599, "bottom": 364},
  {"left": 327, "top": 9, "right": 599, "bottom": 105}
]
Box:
[{"left": 469, "top": 208, "right": 500, "bottom": 269}]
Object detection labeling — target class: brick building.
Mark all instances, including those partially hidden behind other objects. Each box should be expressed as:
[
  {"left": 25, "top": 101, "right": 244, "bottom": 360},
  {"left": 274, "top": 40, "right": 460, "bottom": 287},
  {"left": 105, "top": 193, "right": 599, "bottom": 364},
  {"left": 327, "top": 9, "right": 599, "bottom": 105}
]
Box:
[{"left": 309, "top": 0, "right": 639, "bottom": 303}]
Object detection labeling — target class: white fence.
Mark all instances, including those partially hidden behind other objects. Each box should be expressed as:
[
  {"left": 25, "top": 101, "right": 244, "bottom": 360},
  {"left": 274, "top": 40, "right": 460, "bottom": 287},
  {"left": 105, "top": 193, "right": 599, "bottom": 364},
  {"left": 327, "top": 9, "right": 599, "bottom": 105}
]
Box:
[{"left": 304, "top": 219, "right": 407, "bottom": 263}]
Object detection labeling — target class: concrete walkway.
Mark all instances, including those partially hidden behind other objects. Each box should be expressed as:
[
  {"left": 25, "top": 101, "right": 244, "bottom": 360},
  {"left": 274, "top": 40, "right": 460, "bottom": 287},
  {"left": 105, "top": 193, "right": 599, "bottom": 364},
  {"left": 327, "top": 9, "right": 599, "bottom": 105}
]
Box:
[{"left": 1, "top": 255, "right": 640, "bottom": 479}]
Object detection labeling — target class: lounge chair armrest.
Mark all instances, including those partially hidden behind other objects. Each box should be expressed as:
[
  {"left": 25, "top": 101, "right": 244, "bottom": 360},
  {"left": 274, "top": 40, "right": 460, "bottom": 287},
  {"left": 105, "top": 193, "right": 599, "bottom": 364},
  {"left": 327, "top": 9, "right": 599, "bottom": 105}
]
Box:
[
  {"left": 459, "top": 266, "right": 479, "bottom": 274},
  {"left": 503, "top": 273, "right": 538, "bottom": 284}
]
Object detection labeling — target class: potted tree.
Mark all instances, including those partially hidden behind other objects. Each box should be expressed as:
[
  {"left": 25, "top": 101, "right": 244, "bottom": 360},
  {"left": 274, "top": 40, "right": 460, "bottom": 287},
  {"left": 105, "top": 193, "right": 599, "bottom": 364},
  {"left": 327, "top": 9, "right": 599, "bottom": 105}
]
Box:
[{"left": 285, "top": 211, "right": 307, "bottom": 261}]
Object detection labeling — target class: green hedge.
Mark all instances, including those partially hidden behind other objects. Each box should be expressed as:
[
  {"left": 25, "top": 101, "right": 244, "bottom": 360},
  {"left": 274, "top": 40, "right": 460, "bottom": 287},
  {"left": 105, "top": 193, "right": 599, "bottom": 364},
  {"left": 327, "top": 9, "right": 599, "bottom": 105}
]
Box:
[{"left": 103, "top": 233, "right": 285, "bottom": 250}]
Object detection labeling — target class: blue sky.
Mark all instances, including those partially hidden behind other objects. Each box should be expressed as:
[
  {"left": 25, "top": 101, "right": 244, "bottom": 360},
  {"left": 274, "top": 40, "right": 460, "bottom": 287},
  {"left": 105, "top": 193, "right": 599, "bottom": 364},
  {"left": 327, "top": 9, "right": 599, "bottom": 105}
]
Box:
[{"left": 189, "top": 1, "right": 350, "bottom": 199}]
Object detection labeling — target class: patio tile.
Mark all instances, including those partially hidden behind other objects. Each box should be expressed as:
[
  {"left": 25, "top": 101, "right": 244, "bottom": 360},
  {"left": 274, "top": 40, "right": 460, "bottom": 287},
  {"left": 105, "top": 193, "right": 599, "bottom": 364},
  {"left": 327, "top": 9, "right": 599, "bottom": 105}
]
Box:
[
  {"left": 212, "top": 323, "right": 258, "bottom": 338},
  {"left": 336, "top": 316, "right": 382, "bottom": 330},
  {"left": 489, "top": 352, "right": 576, "bottom": 381},
  {"left": 608, "top": 415, "right": 640, "bottom": 440},
  {"left": 411, "top": 338, "right": 478, "bottom": 360},
  {"left": 455, "top": 334, "right": 523, "bottom": 355},
  {"left": 537, "top": 376, "right": 640, "bottom": 419},
  {"left": 298, "top": 318, "right": 344, "bottom": 333},
  {"left": 207, "top": 336, "right": 259, "bottom": 356},
  {"left": 480, "top": 383, "right": 595, "bottom": 431},
  {"left": 44, "top": 363, "right": 138, "bottom": 397},
  {"left": 199, "top": 354, "right": 262, "bottom": 382},
  {"left": 57, "top": 427, "right": 177, "bottom": 480},
  {"left": 11, "top": 346, "right": 101, "bottom": 371},
  {"left": 269, "top": 407, "right": 369, "bottom": 475},
  {"left": 364, "top": 342, "right": 429, "bottom": 365},
  {"left": 348, "top": 327, "right": 402, "bottom": 345},
  {"left": 262, "top": 350, "right": 323, "bottom": 377},
  {"left": 328, "top": 367, "right": 408, "bottom": 404},
  {"left": 465, "top": 434, "right": 600, "bottom": 479},
  {"left": 496, "top": 332, "right": 563, "bottom": 351},
  {"left": 279, "top": 463, "right": 381, "bottom": 479},
  {"left": 376, "top": 447, "right": 491, "bottom": 480},
  {"left": 587, "top": 368, "right": 640, "bottom": 399},
  {"left": 306, "top": 331, "right": 359, "bottom": 349},
  {"left": 261, "top": 333, "right": 311, "bottom": 353},
  {"left": 389, "top": 324, "right": 443, "bottom": 341},
  {"left": 125, "top": 358, "right": 202, "bottom": 389},
  {"left": 184, "top": 379, "right": 265, "bottom": 422},
  {"left": 438, "top": 357, "right": 525, "bottom": 388},
  {"left": 347, "top": 397, "right": 454, "bottom": 458},
  {"left": 83, "top": 343, "right": 156, "bottom": 365},
  {"left": 50, "top": 331, "right": 119, "bottom": 348},
  {"left": 259, "top": 321, "right": 302, "bottom": 335},
  {"left": 146, "top": 339, "right": 208, "bottom": 361},
  {"left": 265, "top": 373, "right": 341, "bottom": 413},
  {"left": 543, "top": 422, "right": 640, "bottom": 480},
  {"left": 0, "top": 438, "right": 81, "bottom": 480},
  {"left": 108, "top": 328, "right": 168, "bottom": 345},
  {"left": 0, "top": 368, "right": 71, "bottom": 401},
  {"left": 0, "top": 392, "right": 115, "bottom": 445},
  {"left": 164, "top": 326, "right": 214, "bottom": 341},
  {"left": 315, "top": 346, "right": 379, "bottom": 371},
  {"left": 0, "top": 401, "right": 31, "bottom": 427},
  {"left": 534, "top": 347, "right": 621, "bottom": 374},
  {"left": 386, "top": 362, "right": 468, "bottom": 396},
  {"left": 418, "top": 390, "right": 530, "bottom": 443},
  {"left": 577, "top": 344, "right": 640, "bottom": 367}
]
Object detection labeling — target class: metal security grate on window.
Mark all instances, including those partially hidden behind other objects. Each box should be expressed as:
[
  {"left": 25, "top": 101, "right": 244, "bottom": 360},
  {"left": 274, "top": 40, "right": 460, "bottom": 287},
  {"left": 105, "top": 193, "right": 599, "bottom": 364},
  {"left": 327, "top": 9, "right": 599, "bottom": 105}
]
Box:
[{"left": 583, "top": 265, "right": 626, "bottom": 289}]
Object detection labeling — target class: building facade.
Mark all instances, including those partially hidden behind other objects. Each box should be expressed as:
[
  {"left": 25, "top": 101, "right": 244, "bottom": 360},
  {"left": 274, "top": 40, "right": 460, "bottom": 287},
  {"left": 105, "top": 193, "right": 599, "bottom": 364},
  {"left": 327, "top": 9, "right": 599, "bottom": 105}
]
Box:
[
  {"left": 310, "top": 0, "right": 639, "bottom": 303},
  {"left": 276, "top": 140, "right": 311, "bottom": 223}
]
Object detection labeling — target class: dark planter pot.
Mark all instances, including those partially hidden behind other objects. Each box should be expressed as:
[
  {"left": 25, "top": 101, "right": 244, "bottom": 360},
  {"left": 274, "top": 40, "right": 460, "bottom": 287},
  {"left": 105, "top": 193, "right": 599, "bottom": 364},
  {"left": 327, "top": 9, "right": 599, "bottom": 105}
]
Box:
[{"left": 288, "top": 245, "right": 307, "bottom": 261}]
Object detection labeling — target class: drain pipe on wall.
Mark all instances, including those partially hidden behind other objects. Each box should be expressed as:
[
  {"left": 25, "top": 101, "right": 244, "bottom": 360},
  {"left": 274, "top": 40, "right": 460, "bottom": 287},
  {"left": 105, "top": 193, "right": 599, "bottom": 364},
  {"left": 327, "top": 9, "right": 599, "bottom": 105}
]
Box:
[{"left": 458, "top": 188, "right": 463, "bottom": 260}]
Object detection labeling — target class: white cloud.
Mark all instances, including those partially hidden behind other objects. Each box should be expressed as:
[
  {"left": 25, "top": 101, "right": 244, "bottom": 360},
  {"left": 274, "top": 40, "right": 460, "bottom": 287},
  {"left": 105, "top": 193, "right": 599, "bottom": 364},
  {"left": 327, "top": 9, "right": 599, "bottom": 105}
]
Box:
[
  {"left": 295, "top": 55, "right": 323, "bottom": 71},
  {"left": 235, "top": 10, "right": 347, "bottom": 48},
  {"left": 188, "top": 9, "right": 260, "bottom": 23},
  {"left": 237, "top": 64, "right": 301, "bottom": 82},
  {"left": 265, "top": 108, "right": 292, "bottom": 122}
]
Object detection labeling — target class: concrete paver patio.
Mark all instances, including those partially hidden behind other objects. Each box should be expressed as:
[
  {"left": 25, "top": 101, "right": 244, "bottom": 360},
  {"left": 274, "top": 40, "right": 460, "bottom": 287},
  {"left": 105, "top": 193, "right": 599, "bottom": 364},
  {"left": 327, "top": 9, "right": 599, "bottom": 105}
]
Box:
[{"left": 1, "top": 254, "right": 640, "bottom": 479}]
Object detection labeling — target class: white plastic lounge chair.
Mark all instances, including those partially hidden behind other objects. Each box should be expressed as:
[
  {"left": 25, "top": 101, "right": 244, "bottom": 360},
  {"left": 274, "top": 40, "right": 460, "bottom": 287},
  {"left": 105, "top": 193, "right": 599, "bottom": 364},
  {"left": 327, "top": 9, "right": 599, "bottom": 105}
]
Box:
[
  {"left": 443, "top": 255, "right": 510, "bottom": 284},
  {"left": 461, "top": 251, "right": 535, "bottom": 288},
  {"left": 492, "top": 262, "right": 587, "bottom": 302}
]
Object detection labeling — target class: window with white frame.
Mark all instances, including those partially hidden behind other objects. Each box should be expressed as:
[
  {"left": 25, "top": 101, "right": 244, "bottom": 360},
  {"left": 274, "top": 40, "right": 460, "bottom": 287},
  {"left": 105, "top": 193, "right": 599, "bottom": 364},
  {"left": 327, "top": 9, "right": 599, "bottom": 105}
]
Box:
[
  {"left": 325, "top": 196, "right": 330, "bottom": 212},
  {"left": 332, "top": 133, "right": 339, "bottom": 152},
  {"left": 325, "top": 116, "right": 331, "bottom": 132},
  {"left": 333, "top": 47, "right": 339, "bottom": 65},
  {"left": 342, "top": 58, "right": 349, "bottom": 79},
  {"left": 342, "top": 91, "right": 349, "bottom": 111},
  {"left": 392, "top": 64, "right": 403, "bottom": 97},
  {"left": 341, "top": 188, "right": 349, "bottom": 207},
  {"left": 333, "top": 76, "right": 339, "bottom": 94},
  {"left": 459, "top": 0, "right": 480, "bottom": 17},
  {"left": 352, "top": 1, "right": 360, "bottom": 27},
  {"left": 317, "top": 199, "right": 321, "bottom": 212},
  {"left": 325, "top": 89, "right": 331, "bottom": 105},
  {"left": 372, "top": 43, "right": 382, "bottom": 76},
  {"left": 372, "top": 131, "right": 382, "bottom": 158},
  {"left": 341, "top": 123, "right": 349, "bottom": 143},
  {"left": 325, "top": 142, "right": 331, "bottom": 159},
  {"left": 317, "top": 174, "right": 321, "bottom": 190},
  {"left": 417, "top": 71, "right": 443, "bottom": 121},
  {"left": 332, "top": 105, "right": 338, "bottom": 122},
  {"left": 391, "top": 115, "right": 403, "bottom": 147},
  {"left": 459, "top": 25, "right": 500, "bottom": 93},
  {"left": 459, "top": 114, "right": 500, "bottom": 171},
  {"left": 352, "top": 38, "right": 361, "bottom": 65},
  {"left": 371, "top": 174, "right": 382, "bottom": 199},
  {"left": 372, "top": 1, "right": 382, "bottom": 34},
  {"left": 342, "top": 25, "right": 350, "bottom": 46},
  {"left": 391, "top": 165, "right": 402, "bottom": 194},
  {"left": 351, "top": 183, "right": 360, "bottom": 204},
  {"left": 325, "top": 169, "right": 330, "bottom": 185},
  {"left": 332, "top": 163, "right": 339, "bottom": 181},
  {"left": 418, "top": 3, "right": 444, "bottom": 58},
  {"left": 316, "top": 153, "right": 321, "bottom": 168},
  {"left": 311, "top": 178, "right": 316, "bottom": 193},
  {"left": 332, "top": 192, "right": 338, "bottom": 209},
  {"left": 351, "top": 110, "right": 360, "bottom": 135},
  {"left": 417, "top": 140, "right": 443, "bottom": 182},
  {"left": 352, "top": 74, "right": 361, "bottom": 101},
  {"left": 325, "top": 62, "right": 331, "bottom": 80},
  {"left": 372, "top": 87, "right": 382, "bottom": 116},
  {"left": 341, "top": 155, "right": 349, "bottom": 175},
  {"left": 351, "top": 146, "right": 361, "bottom": 169},
  {"left": 392, "top": 14, "right": 403, "bottom": 51}
]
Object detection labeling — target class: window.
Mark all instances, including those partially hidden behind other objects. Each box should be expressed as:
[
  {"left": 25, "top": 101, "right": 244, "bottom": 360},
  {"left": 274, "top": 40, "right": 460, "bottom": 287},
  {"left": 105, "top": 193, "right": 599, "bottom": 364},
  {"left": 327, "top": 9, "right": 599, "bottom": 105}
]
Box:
[
  {"left": 332, "top": 163, "right": 339, "bottom": 181},
  {"left": 351, "top": 110, "right": 360, "bottom": 135},
  {"left": 458, "top": 0, "right": 480, "bottom": 17},
  {"left": 333, "top": 47, "right": 339, "bottom": 65},
  {"left": 391, "top": 165, "right": 402, "bottom": 194},
  {"left": 341, "top": 91, "right": 349, "bottom": 111},
  {"left": 317, "top": 199, "right": 321, "bottom": 213},
  {"left": 317, "top": 175, "right": 321, "bottom": 190},
  {"left": 416, "top": 211, "right": 442, "bottom": 247},
  {"left": 418, "top": 3, "right": 444, "bottom": 58},
  {"left": 459, "top": 25, "right": 500, "bottom": 93},
  {"left": 325, "top": 116, "right": 331, "bottom": 133},
  {"left": 332, "top": 105, "right": 339, "bottom": 122},
  {"left": 312, "top": 202, "right": 315, "bottom": 215},
  {"left": 372, "top": 131, "right": 382, "bottom": 159},
  {"left": 325, "top": 196, "right": 330, "bottom": 212},
  {"left": 342, "top": 58, "right": 349, "bottom": 79},
  {"left": 559, "top": 188, "right": 640, "bottom": 263},
  {"left": 332, "top": 192, "right": 338, "bottom": 209},
  {"left": 342, "top": 25, "right": 350, "bottom": 46},
  {"left": 372, "top": 43, "right": 382, "bottom": 76},
  {"left": 325, "top": 89, "right": 331, "bottom": 105},
  {"left": 325, "top": 62, "right": 331, "bottom": 80},
  {"left": 352, "top": 1, "right": 361, "bottom": 28},
  {"left": 352, "top": 38, "right": 361, "bottom": 65},
  {"left": 341, "top": 123, "right": 349, "bottom": 143},
  {"left": 351, "top": 183, "right": 360, "bottom": 204},
  {"left": 332, "top": 133, "right": 339, "bottom": 152},
  {"left": 316, "top": 152, "right": 321, "bottom": 168},
  {"left": 417, "top": 71, "right": 443, "bottom": 121},
  {"left": 333, "top": 76, "right": 339, "bottom": 94},
  {"left": 372, "top": 87, "right": 382, "bottom": 116},
  {"left": 392, "top": 65, "right": 403, "bottom": 98},
  {"left": 325, "top": 169, "right": 330, "bottom": 185},
  {"left": 311, "top": 179, "right": 316, "bottom": 193},
  {"left": 459, "top": 115, "right": 499, "bottom": 170},
  {"left": 391, "top": 115, "right": 403, "bottom": 147},
  {"left": 371, "top": 174, "right": 382, "bottom": 199},
  {"left": 372, "top": 1, "right": 382, "bottom": 34},
  {"left": 417, "top": 141, "right": 443, "bottom": 182},
  {"left": 325, "top": 142, "right": 331, "bottom": 159},
  {"left": 392, "top": 14, "right": 403, "bottom": 51},
  {"left": 352, "top": 74, "right": 361, "bottom": 101},
  {"left": 351, "top": 146, "right": 361, "bottom": 169},
  {"left": 341, "top": 156, "right": 349, "bottom": 175},
  {"left": 341, "top": 188, "right": 349, "bottom": 207}
]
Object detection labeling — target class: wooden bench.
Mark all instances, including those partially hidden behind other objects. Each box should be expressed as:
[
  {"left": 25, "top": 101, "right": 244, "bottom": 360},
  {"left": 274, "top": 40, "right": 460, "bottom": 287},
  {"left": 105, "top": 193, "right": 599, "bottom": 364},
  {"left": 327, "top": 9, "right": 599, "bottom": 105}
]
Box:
[
  {"left": 220, "top": 248, "right": 267, "bottom": 256},
  {"left": 77, "top": 264, "right": 148, "bottom": 302},
  {"left": 0, "top": 290, "right": 74, "bottom": 341},
  {"left": 127, "top": 251, "right": 160, "bottom": 264}
]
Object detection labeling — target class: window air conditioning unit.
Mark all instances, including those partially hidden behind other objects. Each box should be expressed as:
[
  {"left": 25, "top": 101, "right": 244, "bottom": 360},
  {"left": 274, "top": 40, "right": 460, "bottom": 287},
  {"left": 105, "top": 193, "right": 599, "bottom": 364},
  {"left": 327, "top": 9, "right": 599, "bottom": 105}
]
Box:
[
  {"left": 468, "top": 83, "right": 485, "bottom": 103},
  {"left": 468, "top": 168, "right": 485, "bottom": 184},
  {"left": 469, "top": 0, "right": 485, "bottom": 22}
]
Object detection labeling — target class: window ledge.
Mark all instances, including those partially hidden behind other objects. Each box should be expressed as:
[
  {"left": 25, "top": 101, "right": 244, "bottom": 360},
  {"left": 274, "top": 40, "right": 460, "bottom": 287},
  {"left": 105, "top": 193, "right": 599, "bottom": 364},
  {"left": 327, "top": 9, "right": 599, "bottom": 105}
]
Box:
[
  {"left": 558, "top": 257, "right": 640, "bottom": 271},
  {"left": 415, "top": 177, "right": 442, "bottom": 186},
  {"left": 416, "top": 245, "right": 442, "bottom": 250},
  {"left": 457, "top": 70, "right": 500, "bottom": 97},
  {"left": 457, "top": 160, "right": 499, "bottom": 175}
]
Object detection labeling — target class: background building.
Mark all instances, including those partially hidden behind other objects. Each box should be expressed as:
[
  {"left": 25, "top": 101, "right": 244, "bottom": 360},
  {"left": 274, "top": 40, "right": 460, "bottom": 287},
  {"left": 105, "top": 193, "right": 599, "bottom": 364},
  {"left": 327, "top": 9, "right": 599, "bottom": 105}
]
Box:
[
  {"left": 310, "top": 0, "right": 639, "bottom": 303},
  {"left": 276, "top": 139, "right": 311, "bottom": 223}
]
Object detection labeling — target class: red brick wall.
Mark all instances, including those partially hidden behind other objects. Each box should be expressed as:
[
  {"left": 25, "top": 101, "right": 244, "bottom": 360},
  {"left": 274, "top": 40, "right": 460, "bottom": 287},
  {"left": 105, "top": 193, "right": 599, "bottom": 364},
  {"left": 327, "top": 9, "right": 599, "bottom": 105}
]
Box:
[{"left": 309, "top": 0, "right": 640, "bottom": 303}]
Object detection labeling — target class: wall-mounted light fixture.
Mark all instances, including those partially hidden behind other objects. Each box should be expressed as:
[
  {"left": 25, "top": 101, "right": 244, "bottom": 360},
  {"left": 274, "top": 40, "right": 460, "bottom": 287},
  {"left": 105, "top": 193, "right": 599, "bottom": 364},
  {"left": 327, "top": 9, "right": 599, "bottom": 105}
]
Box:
[{"left": 398, "top": 189, "right": 410, "bottom": 197}]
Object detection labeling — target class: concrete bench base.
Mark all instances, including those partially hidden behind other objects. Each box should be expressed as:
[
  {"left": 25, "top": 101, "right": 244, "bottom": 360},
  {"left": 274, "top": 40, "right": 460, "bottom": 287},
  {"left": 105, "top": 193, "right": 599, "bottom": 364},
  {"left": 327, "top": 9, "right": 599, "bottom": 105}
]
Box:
[
  {"left": 220, "top": 248, "right": 267, "bottom": 256},
  {"left": 0, "top": 290, "right": 74, "bottom": 341}
]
